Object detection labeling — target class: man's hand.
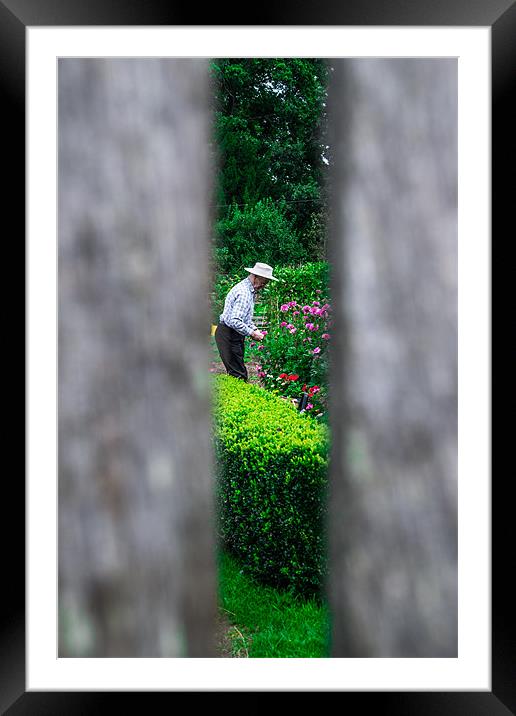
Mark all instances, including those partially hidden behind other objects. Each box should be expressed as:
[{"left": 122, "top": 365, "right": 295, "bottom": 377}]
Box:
[{"left": 251, "top": 330, "right": 265, "bottom": 341}]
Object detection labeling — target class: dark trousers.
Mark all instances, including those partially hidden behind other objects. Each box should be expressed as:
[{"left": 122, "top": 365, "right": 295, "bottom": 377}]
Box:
[{"left": 215, "top": 322, "right": 248, "bottom": 381}]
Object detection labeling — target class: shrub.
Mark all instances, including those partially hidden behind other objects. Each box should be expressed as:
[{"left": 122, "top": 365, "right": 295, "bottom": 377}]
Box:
[
  {"left": 214, "top": 198, "right": 304, "bottom": 275},
  {"left": 250, "top": 289, "right": 332, "bottom": 417},
  {"left": 213, "top": 374, "right": 329, "bottom": 598}
]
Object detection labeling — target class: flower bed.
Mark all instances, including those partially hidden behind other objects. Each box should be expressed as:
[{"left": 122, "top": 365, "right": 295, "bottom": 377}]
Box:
[{"left": 249, "top": 295, "right": 331, "bottom": 417}]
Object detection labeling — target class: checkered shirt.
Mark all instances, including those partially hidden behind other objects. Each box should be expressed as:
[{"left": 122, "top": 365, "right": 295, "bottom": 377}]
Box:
[{"left": 219, "top": 277, "right": 257, "bottom": 336}]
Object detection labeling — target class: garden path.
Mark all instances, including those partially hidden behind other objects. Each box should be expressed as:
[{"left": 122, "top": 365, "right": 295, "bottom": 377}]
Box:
[
  {"left": 209, "top": 336, "right": 260, "bottom": 383},
  {"left": 215, "top": 611, "right": 251, "bottom": 658}
]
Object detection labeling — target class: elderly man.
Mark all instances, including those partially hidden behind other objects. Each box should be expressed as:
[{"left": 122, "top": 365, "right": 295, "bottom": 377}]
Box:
[{"left": 215, "top": 262, "right": 279, "bottom": 381}]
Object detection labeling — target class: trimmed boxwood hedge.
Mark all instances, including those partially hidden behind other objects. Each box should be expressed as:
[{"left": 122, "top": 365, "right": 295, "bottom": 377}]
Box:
[{"left": 213, "top": 374, "right": 329, "bottom": 597}]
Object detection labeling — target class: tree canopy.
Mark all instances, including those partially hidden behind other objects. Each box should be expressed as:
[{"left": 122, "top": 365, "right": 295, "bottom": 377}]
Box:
[{"left": 210, "top": 59, "right": 330, "bottom": 273}]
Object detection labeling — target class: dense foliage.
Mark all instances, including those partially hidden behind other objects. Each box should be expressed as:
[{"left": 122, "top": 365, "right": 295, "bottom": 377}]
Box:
[
  {"left": 213, "top": 374, "right": 329, "bottom": 597},
  {"left": 256, "top": 261, "right": 330, "bottom": 324},
  {"left": 245, "top": 262, "right": 330, "bottom": 416},
  {"left": 214, "top": 198, "right": 304, "bottom": 275},
  {"left": 250, "top": 301, "right": 331, "bottom": 417},
  {"left": 211, "top": 59, "right": 329, "bottom": 273}
]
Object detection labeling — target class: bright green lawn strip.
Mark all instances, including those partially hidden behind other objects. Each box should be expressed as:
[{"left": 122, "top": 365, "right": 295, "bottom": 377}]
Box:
[{"left": 218, "top": 550, "right": 330, "bottom": 658}]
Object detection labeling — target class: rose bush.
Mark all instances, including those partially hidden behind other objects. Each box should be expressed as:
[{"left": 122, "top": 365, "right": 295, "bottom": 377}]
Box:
[{"left": 249, "top": 295, "right": 331, "bottom": 417}]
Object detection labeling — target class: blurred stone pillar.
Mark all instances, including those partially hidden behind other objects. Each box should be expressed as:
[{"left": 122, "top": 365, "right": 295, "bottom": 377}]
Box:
[
  {"left": 58, "top": 59, "right": 216, "bottom": 657},
  {"left": 328, "top": 60, "right": 458, "bottom": 656}
]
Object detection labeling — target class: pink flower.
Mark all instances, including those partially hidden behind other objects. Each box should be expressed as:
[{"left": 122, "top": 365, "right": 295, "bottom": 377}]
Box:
[
  {"left": 280, "top": 321, "right": 288, "bottom": 327},
  {"left": 306, "top": 403, "right": 313, "bottom": 410},
  {"left": 305, "top": 323, "right": 315, "bottom": 331},
  {"left": 316, "top": 290, "right": 322, "bottom": 294},
  {"left": 257, "top": 345, "right": 264, "bottom": 350},
  {"left": 286, "top": 324, "right": 294, "bottom": 330},
  {"left": 289, "top": 327, "right": 297, "bottom": 334},
  {"left": 322, "top": 333, "right": 330, "bottom": 340},
  {"left": 289, "top": 301, "right": 297, "bottom": 307},
  {"left": 293, "top": 311, "right": 300, "bottom": 316},
  {"left": 313, "top": 347, "right": 321, "bottom": 354},
  {"left": 312, "top": 301, "right": 321, "bottom": 306},
  {"left": 261, "top": 331, "right": 268, "bottom": 336},
  {"left": 250, "top": 342, "right": 256, "bottom": 347},
  {"left": 302, "top": 305, "right": 311, "bottom": 313},
  {"left": 280, "top": 304, "right": 289, "bottom": 312}
]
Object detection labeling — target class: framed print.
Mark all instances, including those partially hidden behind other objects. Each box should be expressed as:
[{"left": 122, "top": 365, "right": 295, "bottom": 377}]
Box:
[{"left": 5, "top": 0, "right": 512, "bottom": 711}]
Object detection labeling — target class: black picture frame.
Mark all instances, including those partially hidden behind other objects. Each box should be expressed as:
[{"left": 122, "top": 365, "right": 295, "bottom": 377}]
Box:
[{"left": 7, "top": 0, "right": 512, "bottom": 712}]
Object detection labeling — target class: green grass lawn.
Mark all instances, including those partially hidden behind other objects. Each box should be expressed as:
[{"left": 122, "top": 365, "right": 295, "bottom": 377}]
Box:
[{"left": 218, "top": 550, "right": 331, "bottom": 658}]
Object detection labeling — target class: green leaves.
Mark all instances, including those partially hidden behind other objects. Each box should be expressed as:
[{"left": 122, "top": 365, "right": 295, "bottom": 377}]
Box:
[
  {"left": 214, "top": 198, "right": 303, "bottom": 275},
  {"left": 247, "top": 262, "right": 331, "bottom": 415},
  {"left": 214, "top": 374, "right": 329, "bottom": 597}
]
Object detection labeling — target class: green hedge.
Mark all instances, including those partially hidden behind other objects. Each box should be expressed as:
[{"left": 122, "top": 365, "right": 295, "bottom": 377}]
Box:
[{"left": 213, "top": 374, "right": 329, "bottom": 598}]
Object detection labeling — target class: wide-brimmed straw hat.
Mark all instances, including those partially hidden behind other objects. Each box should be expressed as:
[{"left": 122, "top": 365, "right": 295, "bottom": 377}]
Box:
[{"left": 244, "top": 262, "right": 279, "bottom": 281}]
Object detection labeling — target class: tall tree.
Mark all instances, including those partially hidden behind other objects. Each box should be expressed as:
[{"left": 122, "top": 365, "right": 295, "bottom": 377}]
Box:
[
  {"left": 58, "top": 59, "right": 217, "bottom": 657},
  {"left": 211, "top": 59, "right": 329, "bottom": 271},
  {"left": 329, "top": 59, "right": 458, "bottom": 657}
]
